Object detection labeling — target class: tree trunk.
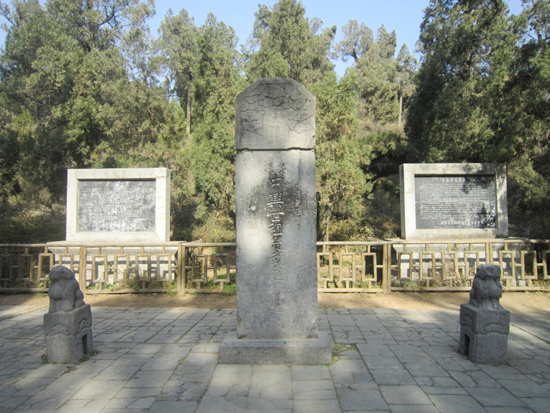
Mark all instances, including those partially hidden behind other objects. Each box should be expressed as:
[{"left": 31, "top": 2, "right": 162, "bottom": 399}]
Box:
[
  {"left": 186, "top": 87, "right": 191, "bottom": 138},
  {"left": 398, "top": 94, "right": 403, "bottom": 127}
]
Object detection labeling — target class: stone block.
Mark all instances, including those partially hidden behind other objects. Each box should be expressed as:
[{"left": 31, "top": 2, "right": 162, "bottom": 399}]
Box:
[
  {"left": 459, "top": 304, "right": 509, "bottom": 364},
  {"left": 219, "top": 331, "right": 332, "bottom": 365},
  {"left": 235, "top": 150, "right": 318, "bottom": 340},
  {"left": 44, "top": 305, "right": 93, "bottom": 364},
  {"left": 459, "top": 304, "right": 510, "bottom": 335}
]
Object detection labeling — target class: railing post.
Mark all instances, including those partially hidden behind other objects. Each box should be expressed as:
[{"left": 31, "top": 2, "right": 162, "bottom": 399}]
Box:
[
  {"left": 177, "top": 244, "right": 186, "bottom": 294},
  {"left": 79, "top": 246, "right": 87, "bottom": 291},
  {"left": 383, "top": 242, "right": 391, "bottom": 294}
]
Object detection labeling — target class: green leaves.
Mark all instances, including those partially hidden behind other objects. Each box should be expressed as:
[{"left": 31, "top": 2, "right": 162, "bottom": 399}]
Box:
[
  {"left": 245, "top": 0, "right": 335, "bottom": 85},
  {"left": 406, "top": 0, "right": 515, "bottom": 162},
  {"left": 2, "top": 0, "right": 547, "bottom": 242},
  {"left": 311, "top": 76, "right": 367, "bottom": 240},
  {"left": 406, "top": 0, "right": 550, "bottom": 237}
]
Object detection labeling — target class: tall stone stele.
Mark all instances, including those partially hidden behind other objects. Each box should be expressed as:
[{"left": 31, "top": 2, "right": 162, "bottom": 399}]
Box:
[
  {"left": 219, "top": 78, "right": 332, "bottom": 364},
  {"left": 459, "top": 264, "right": 510, "bottom": 364},
  {"left": 43, "top": 266, "right": 93, "bottom": 364}
]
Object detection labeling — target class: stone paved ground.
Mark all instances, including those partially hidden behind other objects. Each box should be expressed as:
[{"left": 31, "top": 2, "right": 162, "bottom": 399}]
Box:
[{"left": 1, "top": 305, "right": 549, "bottom": 412}]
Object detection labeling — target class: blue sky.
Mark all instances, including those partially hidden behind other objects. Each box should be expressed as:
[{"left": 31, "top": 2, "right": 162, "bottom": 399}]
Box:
[{"left": 0, "top": 0, "right": 524, "bottom": 77}]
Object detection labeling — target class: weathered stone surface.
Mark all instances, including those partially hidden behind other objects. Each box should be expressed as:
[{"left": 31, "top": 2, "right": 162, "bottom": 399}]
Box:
[
  {"left": 235, "top": 78, "right": 315, "bottom": 151},
  {"left": 400, "top": 163, "right": 508, "bottom": 240},
  {"left": 44, "top": 305, "right": 93, "bottom": 364},
  {"left": 43, "top": 266, "right": 93, "bottom": 364},
  {"left": 219, "top": 331, "right": 332, "bottom": 365},
  {"left": 235, "top": 150, "right": 317, "bottom": 340},
  {"left": 459, "top": 264, "right": 509, "bottom": 364},
  {"left": 468, "top": 264, "right": 504, "bottom": 310},
  {"left": 220, "top": 78, "right": 330, "bottom": 364},
  {"left": 459, "top": 305, "right": 509, "bottom": 364},
  {"left": 65, "top": 167, "right": 170, "bottom": 242},
  {"left": 459, "top": 305, "right": 510, "bottom": 335}
]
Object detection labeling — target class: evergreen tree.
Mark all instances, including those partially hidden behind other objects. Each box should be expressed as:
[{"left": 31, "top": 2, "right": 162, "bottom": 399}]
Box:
[
  {"left": 157, "top": 8, "right": 196, "bottom": 137},
  {"left": 335, "top": 20, "right": 374, "bottom": 63},
  {"left": 0, "top": 0, "right": 159, "bottom": 201},
  {"left": 0, "top": 0, "right": 169, "bottom": 241},
  {"left": 497, "top": 0, "right": 550, "bottom": 237},
  {"left": 396, "top": 44, "right": 416, "bottom": 127},
  {"left": 1, "top": 0, "right": 82, "bottom": 200},
  {"left": 338, "top": 21, "right": 415, "bottom": 131},
  {"left": 190, "top": 14, "right": 244, "bottom": 241},
  {"left": 406, "top": 0, "right": 515, "bottom": 162},
  {"left": 311, "top": 75, "right": 367, "bottom": 240},
  {"left": 336, "top": 20, "right": 416, "bottom": 238},
  {"left": 245, "top": 0, "right": 336, "bottom": 85}
]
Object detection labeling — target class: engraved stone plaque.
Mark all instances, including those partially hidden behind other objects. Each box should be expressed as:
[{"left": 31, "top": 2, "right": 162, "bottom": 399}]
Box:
[
  {"left": 415, "top": 175, "right": 497, "bottom": 230},
  {"left": 400, "top": 163, "right": 508, "bottom": 240},
  {"left": 65, "top": 168, "right": 170, "bottom": 242},
  {"left": 77, "top": 180, "right": 156, "bottom": 232}
]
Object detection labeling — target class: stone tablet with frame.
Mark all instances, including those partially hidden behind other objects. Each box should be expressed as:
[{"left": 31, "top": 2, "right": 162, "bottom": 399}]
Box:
[
  {"left": 400, "top": 163, "right": 508, "bottom": 240},
  {"left": 66, "top": 168, "right": 170, "bottom": 242}
]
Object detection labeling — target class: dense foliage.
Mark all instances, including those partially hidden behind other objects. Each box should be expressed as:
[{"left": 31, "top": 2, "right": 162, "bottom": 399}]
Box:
[
  {"left": 0, "top": 0, "right": 548, "bottom": 242},
  {"left": 407, "top": 0, "right": 550, "bottom": 237}
]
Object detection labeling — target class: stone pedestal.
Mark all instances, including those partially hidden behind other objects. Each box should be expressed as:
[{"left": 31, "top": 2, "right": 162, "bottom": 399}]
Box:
[
  {"left": 43, "top": 266, "right": 93, "bottom": 364},
  {"left": 219, "top": 78, "right": 331, "bottom": 365},
  {"left": 220, "top": 331, "right": 332, "bottom": 365},
  {"left": 44, "top": 304, "right": 93, "bottom": 364},
  {"left": 459, "top": 264, "right": 509, "bottom": 364},
  {"left": 459, "top": 304, "right": 510, "bottom": 364}
]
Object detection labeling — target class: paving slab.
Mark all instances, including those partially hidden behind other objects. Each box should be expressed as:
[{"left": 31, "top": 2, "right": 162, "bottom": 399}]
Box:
[
  {"left": 1, "top": 305, "right": 550, "bottom": 412},
  {"left": 370, "top": 367, "right": 416, "bottom": 385},
  {"left": 336, "top": 387, "right": 388, "bottom": 411},
  {"left": 379, "top": 384, "right": 432, "bottom": 405},
  {"left": 465, "top": 386, "right": 526, "bottom": 408},
  {"left": 428, "top": 394, "right": 487, "bottom": 413}
]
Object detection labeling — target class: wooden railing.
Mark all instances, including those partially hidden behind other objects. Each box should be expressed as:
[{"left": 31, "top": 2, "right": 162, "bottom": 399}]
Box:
[
  {"left": 1, "top": 239, "right": 549, "bottom": 294},
  {"left": 388, "top": 239, "right": 550, "bottom": 292}
]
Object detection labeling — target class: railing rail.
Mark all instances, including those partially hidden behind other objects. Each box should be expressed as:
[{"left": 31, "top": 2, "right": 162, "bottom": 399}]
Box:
[{"left": 1, "top": 239, "right": 549, "bottom": 294}]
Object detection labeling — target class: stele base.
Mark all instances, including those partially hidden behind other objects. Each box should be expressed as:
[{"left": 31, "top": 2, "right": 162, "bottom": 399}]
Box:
[
  {"left": 459, "top": 303, "right": 510, "bottom": 364},
  {"left": 43, "top": 304, "right": 93, "bottom": 364},
  {"left": 219, "top": 330, "right": 332, "bottom": 365}
]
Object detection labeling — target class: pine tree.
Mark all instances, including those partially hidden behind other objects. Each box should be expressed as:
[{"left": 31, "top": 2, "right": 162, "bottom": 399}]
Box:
[
  {"left": 189, "top": 14, "right": 244, "bottom": 241},
  {"left": 311, "top": 76, "right": 367, "bottom": 240},
  {"left": 497, "top": 0, "right": 550, "bottom": 237},
  {"left": 244, "top": 0, "right": 335, "bottom": 85},
  {"left": 406, "top": 0, "right": 515, "bottom": 162},
  {"left": 157, "top": 8, "right": 196, "bottom": 137}
]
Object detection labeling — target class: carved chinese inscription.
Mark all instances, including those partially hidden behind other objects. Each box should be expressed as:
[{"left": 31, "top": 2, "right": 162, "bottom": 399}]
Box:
[
  {"left": 415, "top": 175, "right": 497, "bottom": 230},
  {"left": 77, "top": 179, "right": 156, "bottom": 232},
  {"left": 267, "top": 161, "right": 285, "bottom": 330}
]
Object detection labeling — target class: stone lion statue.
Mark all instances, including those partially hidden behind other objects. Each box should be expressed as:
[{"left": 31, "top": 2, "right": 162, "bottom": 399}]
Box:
[
  {"left": 469, "top": 264, "right": 503, "bottom": 310},
  {"left": 48, "top": 266, "right": 85, "bottom": 313}
]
